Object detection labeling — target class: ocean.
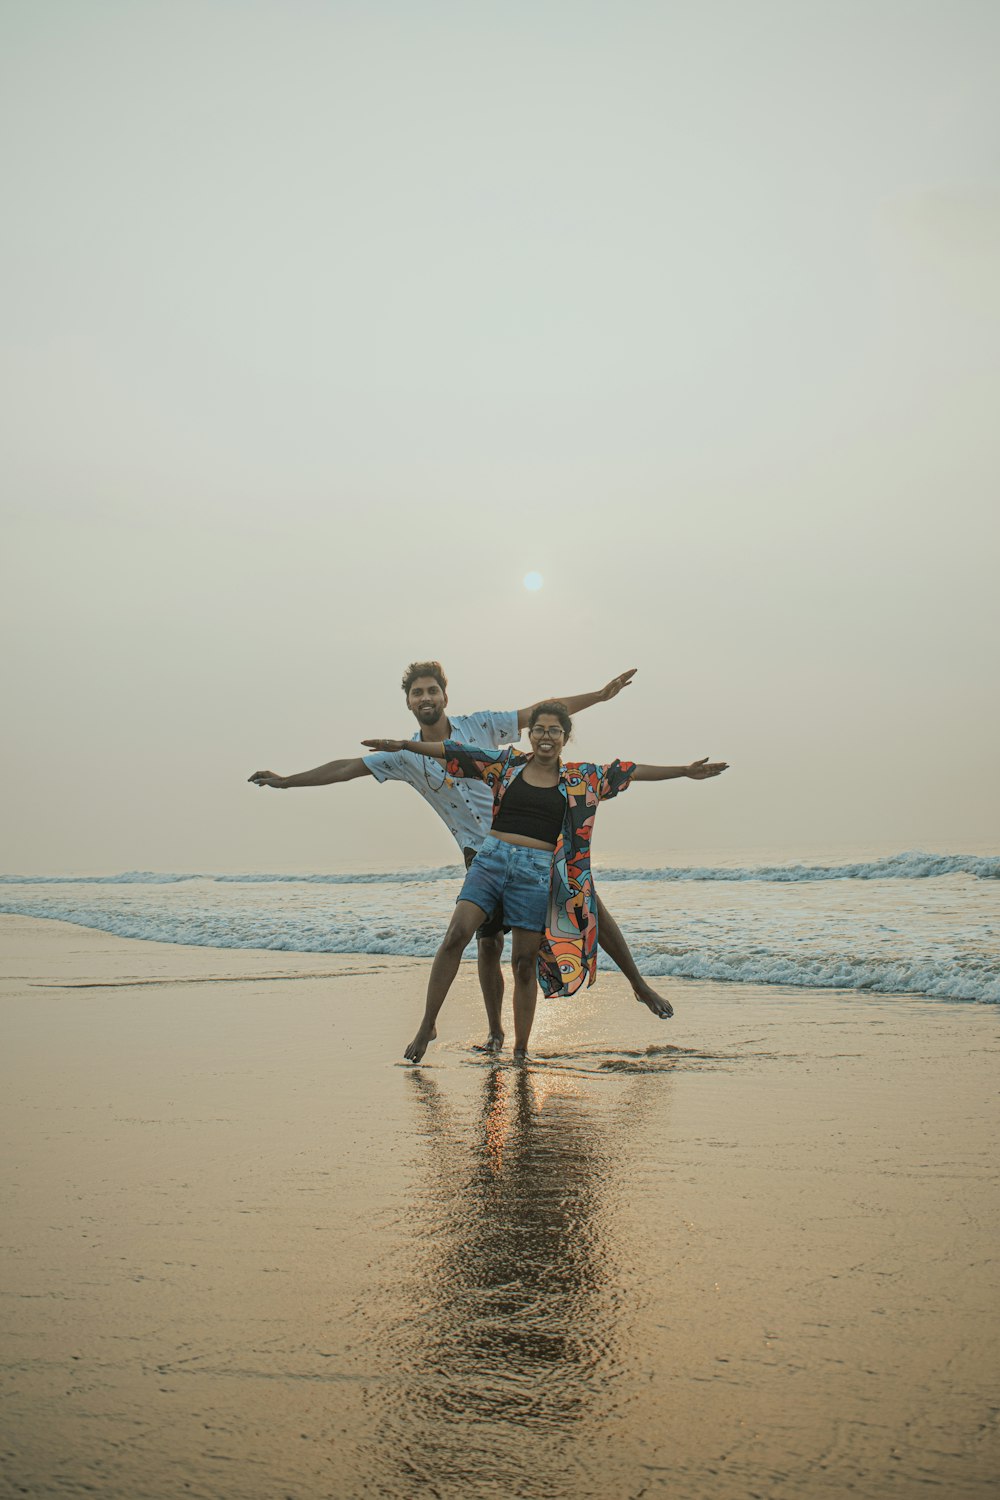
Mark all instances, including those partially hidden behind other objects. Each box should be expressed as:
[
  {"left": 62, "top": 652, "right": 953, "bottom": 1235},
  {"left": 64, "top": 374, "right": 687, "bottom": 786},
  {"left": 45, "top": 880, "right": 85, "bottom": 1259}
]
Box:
[{"left": 3, "top": 847, "right": 998, "bottom": 1006}]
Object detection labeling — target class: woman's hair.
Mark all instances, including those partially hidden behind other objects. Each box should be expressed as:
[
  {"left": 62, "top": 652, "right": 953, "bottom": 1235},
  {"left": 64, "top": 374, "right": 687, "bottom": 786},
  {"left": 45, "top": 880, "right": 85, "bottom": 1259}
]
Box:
[
  {"left": 401, "top": 660, "right": 448, "bottom": 697},
  {"left": 528, "top": 700, "right": 573, "bottom": 739}
]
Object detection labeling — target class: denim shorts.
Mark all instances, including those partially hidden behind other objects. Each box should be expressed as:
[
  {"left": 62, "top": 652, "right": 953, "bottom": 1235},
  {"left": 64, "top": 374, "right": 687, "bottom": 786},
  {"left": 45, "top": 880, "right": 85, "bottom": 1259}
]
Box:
[
  {"left": 459, "top": 835, "right": 552, "bottom": 933},
  {"left": 462, "top": 848, "right": 510, "bottom": 940}
]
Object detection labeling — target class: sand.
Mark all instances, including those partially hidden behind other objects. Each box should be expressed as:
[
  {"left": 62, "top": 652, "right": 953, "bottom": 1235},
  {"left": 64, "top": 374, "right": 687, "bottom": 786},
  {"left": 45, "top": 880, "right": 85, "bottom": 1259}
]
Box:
[{"left": 1, "top": 913, "right": 998, "bottom": 1500}]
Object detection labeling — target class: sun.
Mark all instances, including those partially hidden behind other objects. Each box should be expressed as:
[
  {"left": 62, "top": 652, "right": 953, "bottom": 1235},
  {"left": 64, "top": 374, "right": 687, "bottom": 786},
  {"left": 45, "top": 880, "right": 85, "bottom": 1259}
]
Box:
[{"left": 523, "top": 572, "right": 544, "bottom": 591}]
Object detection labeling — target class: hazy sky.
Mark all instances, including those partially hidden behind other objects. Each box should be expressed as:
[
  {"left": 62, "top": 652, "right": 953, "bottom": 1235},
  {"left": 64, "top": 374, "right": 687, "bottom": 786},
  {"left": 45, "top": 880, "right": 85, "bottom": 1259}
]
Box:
[{"left": 2, "top": 1, "right": 998, "bottom": 873}]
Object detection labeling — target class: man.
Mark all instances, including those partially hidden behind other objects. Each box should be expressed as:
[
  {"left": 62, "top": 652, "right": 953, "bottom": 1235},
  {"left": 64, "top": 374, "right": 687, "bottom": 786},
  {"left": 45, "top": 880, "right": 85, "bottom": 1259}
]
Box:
[{"left": 249, "top": 661, "right": 674, "bottom": 1050}]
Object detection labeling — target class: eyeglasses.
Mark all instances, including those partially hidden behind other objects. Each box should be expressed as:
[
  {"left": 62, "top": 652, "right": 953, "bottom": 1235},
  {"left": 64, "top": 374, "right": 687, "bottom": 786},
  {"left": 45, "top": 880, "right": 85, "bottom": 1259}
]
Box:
[{"left": 529, "top": 724, "right": 566, "bottom": 739}]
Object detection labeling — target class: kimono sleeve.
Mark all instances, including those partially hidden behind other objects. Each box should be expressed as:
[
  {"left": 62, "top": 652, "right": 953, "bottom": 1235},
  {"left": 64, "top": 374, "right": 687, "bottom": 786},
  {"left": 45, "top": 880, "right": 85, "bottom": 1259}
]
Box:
[
  {"left": 597, "top": 759, "right": 636, "bottom": 800},
  {"left": 443, "top": 741, "right": 514, "bottom": 790}
]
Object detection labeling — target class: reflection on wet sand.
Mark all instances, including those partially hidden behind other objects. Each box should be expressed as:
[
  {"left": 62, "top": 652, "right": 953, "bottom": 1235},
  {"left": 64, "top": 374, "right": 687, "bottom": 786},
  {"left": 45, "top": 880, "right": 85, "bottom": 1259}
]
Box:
[{"left": 361, "top": 1066, "right": 645, "bottom": 1496}]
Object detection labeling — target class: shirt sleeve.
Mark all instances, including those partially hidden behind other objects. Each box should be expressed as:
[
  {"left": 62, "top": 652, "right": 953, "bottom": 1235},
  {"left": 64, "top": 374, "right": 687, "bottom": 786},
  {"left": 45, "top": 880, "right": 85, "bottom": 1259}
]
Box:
[
  {"left": 443, "top": 741, "right": 514, "bottom": 787},
  {"left": 362, "top": 749, "right": 412, "bottom": 783},
  {"left": 468, "top": 710, "right": 520, "bottom": 746},
  {"left": 597, "top": 759, "right": 636, "bottom": 800}
]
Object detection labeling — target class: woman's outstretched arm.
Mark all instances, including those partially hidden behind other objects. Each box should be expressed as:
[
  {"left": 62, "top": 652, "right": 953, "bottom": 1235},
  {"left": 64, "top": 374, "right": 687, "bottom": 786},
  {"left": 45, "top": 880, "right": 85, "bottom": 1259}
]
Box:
[
  {"left": 361, "top": 740, "right": 510, "bottom": 790},
  {"left": 361, "top": 737, "right": 447, "bottom": 759},
  {"left": 631, "top": 757, "right": 729, "bottom": 782}
]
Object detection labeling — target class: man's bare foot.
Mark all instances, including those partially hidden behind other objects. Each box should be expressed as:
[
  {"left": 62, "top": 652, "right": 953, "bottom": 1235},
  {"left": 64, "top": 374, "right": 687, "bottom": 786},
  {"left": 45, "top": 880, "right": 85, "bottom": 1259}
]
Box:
[
  {"left": 634, "top": 983, "right": 673, "bottom": 1019},
  {"left": 512, "top": 1046, "right": 529, "bottom": 1064},
  {"left": 471, "top": 1032, "right": 505, "bottom": 1054},
  {"left": 404, "top": 1025, "right": 437, "bottom": 1064}
]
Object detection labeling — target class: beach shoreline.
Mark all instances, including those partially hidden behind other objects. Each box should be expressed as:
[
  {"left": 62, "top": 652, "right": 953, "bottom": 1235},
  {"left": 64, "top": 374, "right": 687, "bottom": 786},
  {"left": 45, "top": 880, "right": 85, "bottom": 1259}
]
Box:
[{"left": 2, "top": 913, "right": 998, "bottom": 1498}]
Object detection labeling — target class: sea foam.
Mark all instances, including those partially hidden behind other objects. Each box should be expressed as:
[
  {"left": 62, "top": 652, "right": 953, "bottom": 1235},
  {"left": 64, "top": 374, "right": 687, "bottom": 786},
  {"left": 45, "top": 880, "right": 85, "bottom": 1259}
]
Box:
[
  {"left": 3, "top": 898, "right": 997, "bottom": 1005},
  {"left": 1, "top": 851, "right": 997, "bottom": 886}
]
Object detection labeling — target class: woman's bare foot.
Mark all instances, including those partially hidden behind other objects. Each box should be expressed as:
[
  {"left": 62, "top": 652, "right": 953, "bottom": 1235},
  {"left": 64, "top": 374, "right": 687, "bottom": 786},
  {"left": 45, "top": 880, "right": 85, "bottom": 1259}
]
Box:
[
  {"left": 512, "top": 1046, "right": 529, "bottom": 1065},
  {"left": 634, "top": 982, "right": 673, "bottom": 1019},
  {"left": 471, "top": 1032, "right": 504, "bottom": 1054},
  {"left": 404, "top": 1025, "right": 437, "bottom": 1064}
]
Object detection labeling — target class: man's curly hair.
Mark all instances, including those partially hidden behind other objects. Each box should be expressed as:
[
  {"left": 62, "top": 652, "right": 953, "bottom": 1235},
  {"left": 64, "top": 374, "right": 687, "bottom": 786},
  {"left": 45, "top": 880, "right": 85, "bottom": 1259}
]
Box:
[{"left": 401, "top": 661, "right": 448, "bottom": 697}]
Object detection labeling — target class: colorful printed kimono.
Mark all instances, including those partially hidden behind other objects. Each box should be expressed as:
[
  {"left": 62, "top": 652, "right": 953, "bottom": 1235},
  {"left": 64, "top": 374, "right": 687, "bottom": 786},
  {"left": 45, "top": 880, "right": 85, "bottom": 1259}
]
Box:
[{"left": 442, "top": 740, "right": 636, "bottom": 998}]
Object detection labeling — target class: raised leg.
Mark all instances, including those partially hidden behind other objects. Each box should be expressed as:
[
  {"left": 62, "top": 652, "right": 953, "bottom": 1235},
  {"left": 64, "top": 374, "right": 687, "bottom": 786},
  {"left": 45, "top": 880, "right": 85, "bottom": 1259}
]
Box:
[
  {"left": 404, "top": 900, "right": 487, "bottom": 1063},
  {"left": 594, "top": 892, "right": 673, "bottom": 1019},
  {"left": 509, "top": 926, "right": 544, "bottom": 1061}
]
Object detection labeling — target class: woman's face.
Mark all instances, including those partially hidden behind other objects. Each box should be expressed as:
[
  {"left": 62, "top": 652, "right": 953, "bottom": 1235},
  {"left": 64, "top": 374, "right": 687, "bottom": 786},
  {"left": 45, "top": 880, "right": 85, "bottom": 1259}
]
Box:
[{"left": 528, "top": 714, "right": 566, "bottom": 764}]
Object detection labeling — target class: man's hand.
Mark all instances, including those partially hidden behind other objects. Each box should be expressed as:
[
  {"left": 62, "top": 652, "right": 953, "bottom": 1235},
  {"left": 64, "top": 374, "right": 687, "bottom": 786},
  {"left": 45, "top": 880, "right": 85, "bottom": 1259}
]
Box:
[
  {"left": 598, "top": 668, "right": 637, "bottom": 701},
  {"left": 361, "top": 738, "right": 410, "bottom": 753},
  {"left": 519, "top": 667, "right": 638, "bottom": 727},
  {"left": 248, "top": 770, "right": 287, "bottom": 789},
  {"left": 685, "top": 758, "right": 728, "bottom": 780}
]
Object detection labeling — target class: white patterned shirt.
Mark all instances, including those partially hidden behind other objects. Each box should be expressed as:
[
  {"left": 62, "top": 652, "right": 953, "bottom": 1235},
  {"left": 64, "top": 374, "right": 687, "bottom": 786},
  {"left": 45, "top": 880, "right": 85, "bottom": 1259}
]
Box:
[{"left": 362, "top": 709, "right": 521, "bottom": 852}]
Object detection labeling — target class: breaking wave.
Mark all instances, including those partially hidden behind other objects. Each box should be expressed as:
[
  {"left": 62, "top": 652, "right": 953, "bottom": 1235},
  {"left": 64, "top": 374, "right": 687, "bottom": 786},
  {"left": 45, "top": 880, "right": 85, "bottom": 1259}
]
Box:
[
  {"left": 1, "top": 851, "right": 997, "bottom": 886},
  {"left": 2, "top": 899, "right": 997, "bottom": 1004}
]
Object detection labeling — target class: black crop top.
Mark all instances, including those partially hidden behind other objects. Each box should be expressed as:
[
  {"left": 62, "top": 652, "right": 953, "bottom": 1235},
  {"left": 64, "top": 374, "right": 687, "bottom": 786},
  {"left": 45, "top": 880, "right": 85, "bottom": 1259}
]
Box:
[{"left": 493, "top": 772, "right": 564, "bottom": 845}]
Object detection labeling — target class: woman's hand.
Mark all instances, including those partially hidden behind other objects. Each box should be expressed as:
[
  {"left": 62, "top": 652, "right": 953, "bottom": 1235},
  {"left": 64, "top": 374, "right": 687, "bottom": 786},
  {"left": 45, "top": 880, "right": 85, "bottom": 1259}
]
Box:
[
  {"left": 361, "top": 738, "right": 411, "bottom": 753},
  {"left": 685, "top": 757, "right": 728, "bottom": 779}
]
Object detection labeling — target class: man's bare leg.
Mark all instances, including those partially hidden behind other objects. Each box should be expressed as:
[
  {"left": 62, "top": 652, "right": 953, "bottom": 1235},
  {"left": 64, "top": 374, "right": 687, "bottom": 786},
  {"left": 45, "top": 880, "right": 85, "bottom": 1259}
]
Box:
[
  {"left": 510, "top": 927, "right": 543, "bottom": 1062},
  {"left": 404, "top": 900, "right": 488, "bottom": 1063},
  {"left": 472, "top": 931, "right": 506, "bottom": 1052},
  {"left": 594, "top": 893, "right": 674, "bottom": 1018}
]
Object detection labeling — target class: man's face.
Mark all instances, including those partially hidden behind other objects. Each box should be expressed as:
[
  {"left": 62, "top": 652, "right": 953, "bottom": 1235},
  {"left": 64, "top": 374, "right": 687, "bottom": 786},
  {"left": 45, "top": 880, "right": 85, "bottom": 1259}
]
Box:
[{"left": 406, "top": 676, "right": 448, "bottom": 726}]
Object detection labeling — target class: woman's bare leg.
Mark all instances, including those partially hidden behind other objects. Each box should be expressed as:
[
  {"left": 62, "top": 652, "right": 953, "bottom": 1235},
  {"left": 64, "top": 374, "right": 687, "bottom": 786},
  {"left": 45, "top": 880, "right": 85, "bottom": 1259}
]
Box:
[
  {"left": 509, "top": 927, "right": 544, "bottom": 1061},
  {"left": 404, "top": 900, "right": 487, "bottom": 1063}
]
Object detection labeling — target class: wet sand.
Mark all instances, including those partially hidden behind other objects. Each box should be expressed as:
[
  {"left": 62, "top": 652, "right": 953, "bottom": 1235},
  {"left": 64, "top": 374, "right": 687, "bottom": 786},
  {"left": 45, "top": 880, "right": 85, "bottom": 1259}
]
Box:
[{"left": 2, "top": 913, "right": 998, "bottom": 1499}]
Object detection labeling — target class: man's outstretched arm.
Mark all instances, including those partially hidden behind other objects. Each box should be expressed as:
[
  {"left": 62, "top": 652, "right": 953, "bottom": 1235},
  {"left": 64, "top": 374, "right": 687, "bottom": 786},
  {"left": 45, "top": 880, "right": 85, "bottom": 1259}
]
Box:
[
  {"left": 516, "top": 668, "right": 637, "bottom": 729},
  {"left": 248, "top": 758, "right": 373, "bottom": 789}
]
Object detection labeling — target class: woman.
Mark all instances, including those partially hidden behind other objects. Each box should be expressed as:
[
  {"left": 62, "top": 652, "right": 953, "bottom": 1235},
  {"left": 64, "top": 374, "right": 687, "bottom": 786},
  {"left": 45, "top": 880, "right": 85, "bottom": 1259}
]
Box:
[{"left": 363, "top": 702, "right": 727, "bottom": 1063}]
